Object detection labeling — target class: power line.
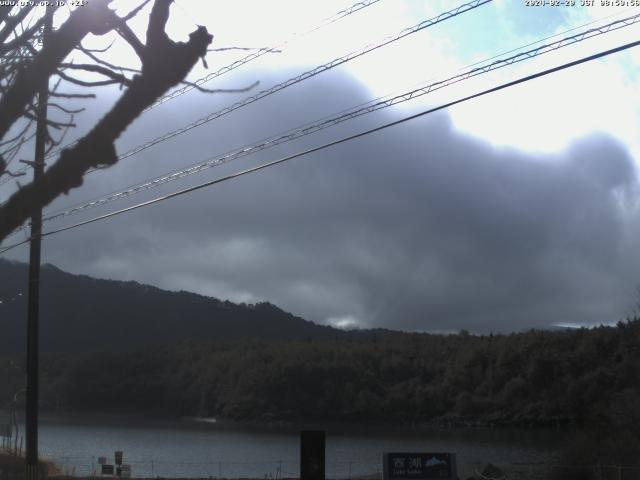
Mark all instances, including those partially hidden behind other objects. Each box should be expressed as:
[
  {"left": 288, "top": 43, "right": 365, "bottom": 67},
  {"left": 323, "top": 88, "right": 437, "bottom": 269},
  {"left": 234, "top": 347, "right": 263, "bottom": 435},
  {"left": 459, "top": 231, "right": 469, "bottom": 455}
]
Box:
[
  {"left": 2, "top": 36, "right": 639, "bottom": 255},
  {"left": 64, "top": 0, "right": 481, "bottom": 177},
  {"left": 0, "top": 0, "right": 489, "bottom": 188},
  {"left": 5, "top": 3, "right": 633, "bottom": 190},
  {"left": 149, "top": 0, "right": 385, "bottom": 109},
  {"left": 114, "top": 0, "right": 492, "bottom": 162},
  {"left": 17, "top": 10, "right": 640, "bottom": 232},
  {"left": 0, "top": 0, "right": 386, "bottom": 184},
  {"left": 450, "top": 6, "right": 639, "bottom": 72}
]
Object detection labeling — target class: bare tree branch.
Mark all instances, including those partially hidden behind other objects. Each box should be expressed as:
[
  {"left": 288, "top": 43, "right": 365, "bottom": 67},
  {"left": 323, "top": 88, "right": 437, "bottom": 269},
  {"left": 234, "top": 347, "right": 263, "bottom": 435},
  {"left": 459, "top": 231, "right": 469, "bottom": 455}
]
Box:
[
  {"left": 0, "top": 4, "right": 35, "bottom": 45},
  {"left": 78, "top": 45, "right": 141, "bottom": 74},
  {"left": 79, "top": 40, "right": 115, "bottom": 53},
  {"left": 56, "top": 69, "right": 124, "bottom": 88},
  {"left": 0, "top": 15, "right": 47, "bottom": 56},
  {"left": 60, "top": 62, "right": 133, "bottom": 85},
  {"left": 122, "top": 0, "right": 153, "bottom": 21},
  {"left": 145, "top": 0, "right": 170, "bottom": 50},
  {"left": 0, "top": 0, "right": 115, "bottom": 140},
  {"left": 0, "top": 131, "right": 33, "bottom": 171},
  {"left": 0, "top": 6, "right": 13, "bottom": 26},
  {"left": 47, "top": 103, "right": 85, "bottom": 115},
  {"left": 46, "top": 115, "right": 74, "bottom": 152},
  {"left": 0, "top": 0, "right": 213, "bottom": 242},
  {"left": 0, "top": 137, "right": 25, "bottom": 160},
  {"left": 49, "top": 91, "right": 96, "bottom": 99},
  {"left": 110, "top": 14, "right": 145, "bottom": 60},
  {"left": 0, "top": 119, "right": 33, "bottom": 147},
  {"left": 0, "top": 160, "right": 28, "bottom": 179},
  {"left": 23, "top": 110, "right": 75, "bottom": 130}
]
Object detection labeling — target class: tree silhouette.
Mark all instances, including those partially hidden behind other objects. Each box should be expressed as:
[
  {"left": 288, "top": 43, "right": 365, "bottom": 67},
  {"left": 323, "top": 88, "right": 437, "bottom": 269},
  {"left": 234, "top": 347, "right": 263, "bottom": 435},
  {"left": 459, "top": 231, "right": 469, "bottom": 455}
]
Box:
[{"left": 0, "top": 0, "right": 213, "bottom": 242}]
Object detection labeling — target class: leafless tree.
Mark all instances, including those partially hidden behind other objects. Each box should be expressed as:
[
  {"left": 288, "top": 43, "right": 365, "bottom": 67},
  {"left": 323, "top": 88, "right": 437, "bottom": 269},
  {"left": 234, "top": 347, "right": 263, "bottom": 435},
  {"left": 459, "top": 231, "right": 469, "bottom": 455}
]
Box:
[{"left": 0, "top": 0, "right": 214, "bottom": 243}]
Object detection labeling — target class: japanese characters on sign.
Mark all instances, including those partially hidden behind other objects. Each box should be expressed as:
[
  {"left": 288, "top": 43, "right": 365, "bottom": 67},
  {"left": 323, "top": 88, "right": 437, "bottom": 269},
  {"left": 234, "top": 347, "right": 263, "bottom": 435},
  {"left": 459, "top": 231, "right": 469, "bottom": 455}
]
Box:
[{"left": 383, "top": 453, "right": 456, "bottom": 480}]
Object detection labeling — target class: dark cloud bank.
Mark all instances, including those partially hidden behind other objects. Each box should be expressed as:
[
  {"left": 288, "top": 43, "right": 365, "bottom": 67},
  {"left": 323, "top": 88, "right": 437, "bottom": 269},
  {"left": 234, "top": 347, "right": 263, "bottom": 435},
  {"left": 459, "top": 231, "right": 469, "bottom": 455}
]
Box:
[{"left": 16, "top": 70, "right": 640, "bottom": 333}]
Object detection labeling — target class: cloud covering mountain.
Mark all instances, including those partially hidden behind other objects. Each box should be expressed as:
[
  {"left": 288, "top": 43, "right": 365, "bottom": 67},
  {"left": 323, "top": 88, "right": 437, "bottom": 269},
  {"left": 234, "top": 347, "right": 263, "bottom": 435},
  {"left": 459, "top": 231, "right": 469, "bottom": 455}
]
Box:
[{"left": 4, "top": 65, "right": 640, "bottom": 333}]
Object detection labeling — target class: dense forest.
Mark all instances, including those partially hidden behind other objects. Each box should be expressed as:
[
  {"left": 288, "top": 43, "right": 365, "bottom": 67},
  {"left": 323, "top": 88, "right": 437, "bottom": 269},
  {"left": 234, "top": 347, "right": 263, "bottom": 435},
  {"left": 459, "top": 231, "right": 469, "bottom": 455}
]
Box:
[
  {"left": 2, "top": 318, "right": 639, "bottom": 432},
  {"left": 2, "top": 259, "right": 640, "bottom": 469}
]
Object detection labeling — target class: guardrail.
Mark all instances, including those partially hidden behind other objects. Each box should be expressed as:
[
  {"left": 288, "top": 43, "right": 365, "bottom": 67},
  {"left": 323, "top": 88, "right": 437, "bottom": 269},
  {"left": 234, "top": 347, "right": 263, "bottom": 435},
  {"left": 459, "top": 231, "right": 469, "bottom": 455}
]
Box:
[
  {"left": 4, "top": 456, "right": 639, "bottom": 479},
  {"left": 46, "top": 458, "right": 381, "bottom": 479}
]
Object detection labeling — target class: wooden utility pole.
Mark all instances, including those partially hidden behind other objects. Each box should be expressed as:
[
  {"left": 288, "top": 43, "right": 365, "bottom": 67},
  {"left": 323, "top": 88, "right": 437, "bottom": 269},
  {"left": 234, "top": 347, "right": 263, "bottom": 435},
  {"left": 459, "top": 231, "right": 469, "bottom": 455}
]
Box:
[{"left": 25, "top": 8, "right": 52, "bottom": 480}]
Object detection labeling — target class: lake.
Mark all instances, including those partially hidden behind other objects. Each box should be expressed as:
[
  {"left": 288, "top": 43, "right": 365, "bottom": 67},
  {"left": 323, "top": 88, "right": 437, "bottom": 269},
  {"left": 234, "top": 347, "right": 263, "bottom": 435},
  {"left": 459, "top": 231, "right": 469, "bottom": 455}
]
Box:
[{"left": 10, "top": 414, "right": 565, "bottom": 479}]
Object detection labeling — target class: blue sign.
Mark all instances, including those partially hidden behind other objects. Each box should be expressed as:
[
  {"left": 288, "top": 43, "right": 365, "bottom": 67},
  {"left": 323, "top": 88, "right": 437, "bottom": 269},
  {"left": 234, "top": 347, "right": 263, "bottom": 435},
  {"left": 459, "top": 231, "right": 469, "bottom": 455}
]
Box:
[{"left": 383, "top": 453, "right": 456, "bottom": 480}]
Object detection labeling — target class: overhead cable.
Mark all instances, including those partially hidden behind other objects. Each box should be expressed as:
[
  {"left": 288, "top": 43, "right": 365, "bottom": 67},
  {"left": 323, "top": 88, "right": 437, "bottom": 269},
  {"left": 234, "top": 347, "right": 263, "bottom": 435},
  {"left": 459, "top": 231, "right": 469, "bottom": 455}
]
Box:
[
  {"left": 0, "top": 0, "right": 386, "bottom": 184},
  {"left": 109, "top": 0, "right": 493, "bottom": 163},
  {"left": 3, "top": 36, "right": 640, "bottom": 254},
  {"left": 19, "top": 10, "right": 640, "bottom": 231},
  {"left": 149, "top": 0, "right": 385, "bottom": 109}
]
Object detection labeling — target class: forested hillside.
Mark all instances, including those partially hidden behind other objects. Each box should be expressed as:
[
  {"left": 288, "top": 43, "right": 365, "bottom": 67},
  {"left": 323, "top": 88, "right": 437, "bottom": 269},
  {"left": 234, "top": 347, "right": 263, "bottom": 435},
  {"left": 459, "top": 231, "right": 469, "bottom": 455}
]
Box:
[
  {"left": 2, "top": 259, "right": 639, "bottom": 434},
  {"left": 2, "top": 319, "right": 637, "bottom": 431},
  {"left": 0, "top": 259, "right": 346, "bottom": 353}
]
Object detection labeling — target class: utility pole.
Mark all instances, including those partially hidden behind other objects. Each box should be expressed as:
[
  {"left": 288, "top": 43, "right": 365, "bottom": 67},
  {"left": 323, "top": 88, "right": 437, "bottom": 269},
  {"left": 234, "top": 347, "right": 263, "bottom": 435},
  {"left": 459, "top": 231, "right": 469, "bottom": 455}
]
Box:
[{"left": 25, "top": 8, "right": 52, "bottom": 480}]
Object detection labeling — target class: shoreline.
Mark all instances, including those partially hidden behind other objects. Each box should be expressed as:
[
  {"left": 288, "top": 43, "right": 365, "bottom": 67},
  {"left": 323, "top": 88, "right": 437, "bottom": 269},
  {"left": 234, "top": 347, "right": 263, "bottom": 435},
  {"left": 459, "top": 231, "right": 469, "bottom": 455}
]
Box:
[{"left": 3, "top": 409, "right": 580, "bottom": 434}]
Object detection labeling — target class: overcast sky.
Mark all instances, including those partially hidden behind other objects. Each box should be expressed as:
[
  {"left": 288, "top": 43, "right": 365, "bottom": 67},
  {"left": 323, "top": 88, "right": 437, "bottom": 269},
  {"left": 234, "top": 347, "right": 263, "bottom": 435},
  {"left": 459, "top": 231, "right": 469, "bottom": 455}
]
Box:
[{"left": 3, "top": 0, "right": 640, "bottom": 332}]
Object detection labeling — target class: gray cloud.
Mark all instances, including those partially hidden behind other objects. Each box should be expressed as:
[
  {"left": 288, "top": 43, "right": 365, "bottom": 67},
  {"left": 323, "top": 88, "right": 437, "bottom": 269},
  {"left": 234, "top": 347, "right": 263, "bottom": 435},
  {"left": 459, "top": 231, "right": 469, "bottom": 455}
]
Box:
[{"left": 11, "top": 68, "right": 640, "bottom": 333}]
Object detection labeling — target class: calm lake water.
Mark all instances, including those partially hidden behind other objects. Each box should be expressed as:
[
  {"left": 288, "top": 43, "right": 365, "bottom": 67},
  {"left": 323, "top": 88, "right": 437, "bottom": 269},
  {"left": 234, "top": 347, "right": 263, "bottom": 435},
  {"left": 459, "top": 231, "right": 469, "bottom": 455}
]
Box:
[{"left": 11, "top": 414, "right": 566, "bottom": 478}]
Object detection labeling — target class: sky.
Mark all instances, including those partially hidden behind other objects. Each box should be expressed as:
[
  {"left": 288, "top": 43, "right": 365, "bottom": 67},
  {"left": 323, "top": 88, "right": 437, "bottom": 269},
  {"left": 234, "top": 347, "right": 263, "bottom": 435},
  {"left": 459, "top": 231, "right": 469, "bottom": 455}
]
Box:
[{"left": 2, "top": 0, "right": 640, "bottom": 333}]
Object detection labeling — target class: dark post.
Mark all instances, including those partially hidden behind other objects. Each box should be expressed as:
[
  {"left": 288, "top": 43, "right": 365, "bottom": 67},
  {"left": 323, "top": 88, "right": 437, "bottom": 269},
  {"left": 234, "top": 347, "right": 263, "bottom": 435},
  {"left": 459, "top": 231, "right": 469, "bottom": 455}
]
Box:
[
  {"left": 300, "top": 430, "right": 325, "bottom": 480},
  {"left": 25, "top": 8, "right": 52, "bottom": 480}
]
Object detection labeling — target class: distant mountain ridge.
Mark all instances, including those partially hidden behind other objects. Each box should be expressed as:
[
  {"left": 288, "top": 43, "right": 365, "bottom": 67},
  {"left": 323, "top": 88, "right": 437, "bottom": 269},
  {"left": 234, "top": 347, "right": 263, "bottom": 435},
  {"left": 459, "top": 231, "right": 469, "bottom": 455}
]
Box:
[{"left": 0, "top": 259, "right": 347, "bottom": 353}]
